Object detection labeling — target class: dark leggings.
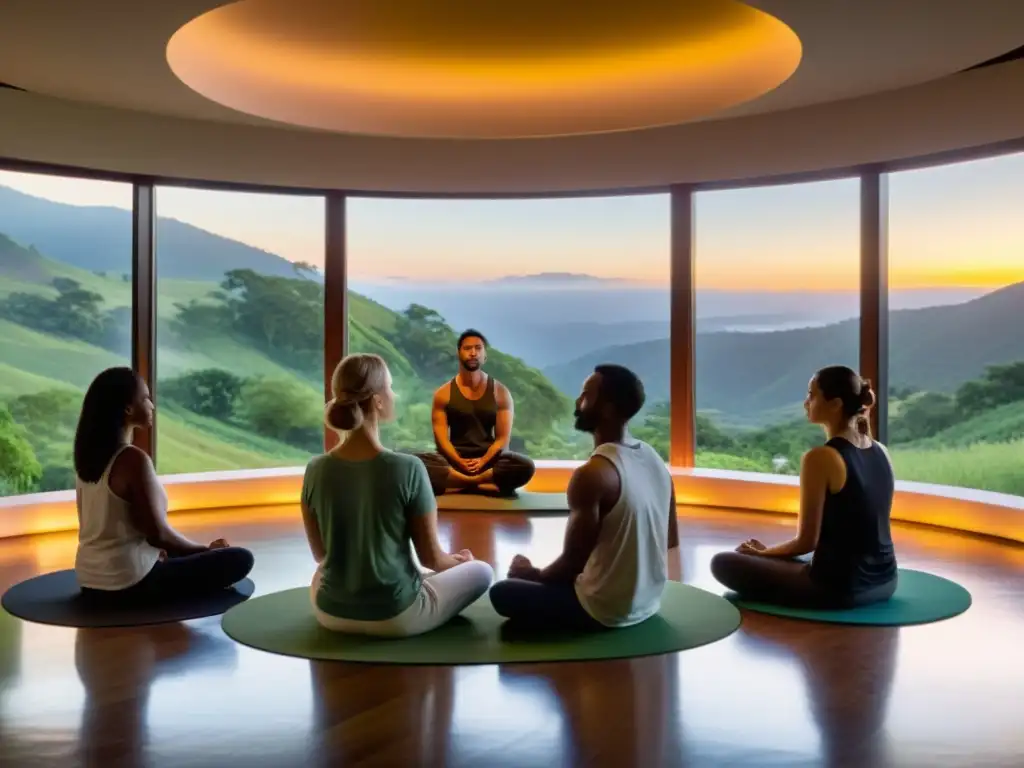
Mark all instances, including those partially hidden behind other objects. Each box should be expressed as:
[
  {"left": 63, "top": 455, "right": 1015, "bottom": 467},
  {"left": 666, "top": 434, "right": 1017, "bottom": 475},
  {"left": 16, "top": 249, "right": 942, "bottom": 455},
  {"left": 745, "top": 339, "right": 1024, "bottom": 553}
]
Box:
[
  {"left": 80, "top": 547, "right": 254, "bottom": 605},
  {"left": 413, "top": 450, "right": 536, "bottom": 496},
  {"left": 710, "top": 551, "right": 897, "bottom": 610},
  {"left": 488, "top": 578, "right": 606, "bottom": 630}
]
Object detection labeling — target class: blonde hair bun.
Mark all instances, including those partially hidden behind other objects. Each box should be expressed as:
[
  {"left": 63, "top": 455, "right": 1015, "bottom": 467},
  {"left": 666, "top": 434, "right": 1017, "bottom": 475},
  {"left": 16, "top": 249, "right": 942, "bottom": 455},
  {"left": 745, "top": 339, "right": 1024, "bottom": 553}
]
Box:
[{"left": 325, "top": 354, "right": 389, "bottom": 434}]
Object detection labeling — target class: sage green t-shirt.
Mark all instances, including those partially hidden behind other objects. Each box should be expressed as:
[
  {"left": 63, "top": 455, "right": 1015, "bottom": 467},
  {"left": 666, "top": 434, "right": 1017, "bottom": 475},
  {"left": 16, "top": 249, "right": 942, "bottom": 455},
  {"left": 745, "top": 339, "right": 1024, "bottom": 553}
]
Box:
[{"left": 301, "top": 451, "right": 434, "bottom": 621}]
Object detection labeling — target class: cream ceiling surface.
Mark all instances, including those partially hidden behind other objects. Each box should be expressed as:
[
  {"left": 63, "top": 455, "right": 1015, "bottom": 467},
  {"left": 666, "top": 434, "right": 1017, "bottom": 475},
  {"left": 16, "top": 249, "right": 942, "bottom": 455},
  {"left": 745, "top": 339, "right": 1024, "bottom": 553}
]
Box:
[{"left": 0, "top": 0, "right": 1022, "bottom": 192}]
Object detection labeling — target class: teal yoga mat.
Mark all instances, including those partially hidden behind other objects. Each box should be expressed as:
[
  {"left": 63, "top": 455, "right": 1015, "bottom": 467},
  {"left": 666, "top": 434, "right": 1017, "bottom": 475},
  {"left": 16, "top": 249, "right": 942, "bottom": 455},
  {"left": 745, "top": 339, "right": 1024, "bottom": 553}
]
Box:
[
  {"left": 728, "top": 568, "right": 971, "bottom": 626},
  {"left": 221, "top": 581, "right": 740, "bottom": 665}
]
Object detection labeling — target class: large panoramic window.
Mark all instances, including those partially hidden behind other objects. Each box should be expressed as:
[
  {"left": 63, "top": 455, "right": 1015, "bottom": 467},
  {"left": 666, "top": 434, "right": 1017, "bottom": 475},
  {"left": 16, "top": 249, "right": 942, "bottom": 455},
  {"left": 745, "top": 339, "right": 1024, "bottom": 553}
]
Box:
[
  {"left": 693, "top": 179, "right": 861, "bottom": 473},
  {"left": 154, "top": 187, "right": 325, "bottom": 474},
  {"left": 346, "top": 195, "right": 670, "bottom": 460},
  {"left": 887, "top": 152, "right": 1024, "bottom": 497},
  {"left": 0, "top": 170, "right": 132, "bottom": 496}
]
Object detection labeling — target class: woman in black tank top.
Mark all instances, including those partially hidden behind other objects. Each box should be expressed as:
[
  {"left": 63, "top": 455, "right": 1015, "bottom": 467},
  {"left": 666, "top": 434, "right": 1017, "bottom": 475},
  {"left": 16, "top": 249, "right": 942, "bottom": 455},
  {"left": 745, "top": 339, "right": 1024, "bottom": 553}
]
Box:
[{"left": 710, "top": 366, "right": 898, "bottom": 609}]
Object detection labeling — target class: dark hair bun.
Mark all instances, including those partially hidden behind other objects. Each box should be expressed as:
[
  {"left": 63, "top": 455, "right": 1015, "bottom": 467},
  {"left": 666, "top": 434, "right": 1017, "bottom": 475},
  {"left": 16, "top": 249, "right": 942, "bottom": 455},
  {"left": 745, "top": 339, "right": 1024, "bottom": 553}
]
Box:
[{"left": 859, "top": 378, "right": 876, "bottom": 409}]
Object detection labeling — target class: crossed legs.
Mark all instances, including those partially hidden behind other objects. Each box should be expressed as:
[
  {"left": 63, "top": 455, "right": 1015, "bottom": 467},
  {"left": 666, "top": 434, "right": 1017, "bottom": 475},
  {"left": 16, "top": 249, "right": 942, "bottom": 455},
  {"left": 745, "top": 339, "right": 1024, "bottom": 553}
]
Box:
[
  {"left": 488, "top": 579, "right": 605, "bottom": 631},
  {"left": 413, "top": 451, "right": 536, "bottom": 496},
  {"left": 311, "top": 560, "right": 494, "bottom": 637},
  {"left": 710, "top": 552, "right": 897, "bottom": 609},
  {"left": 80, "top": 547, "right": 255, "bottom": 606}
]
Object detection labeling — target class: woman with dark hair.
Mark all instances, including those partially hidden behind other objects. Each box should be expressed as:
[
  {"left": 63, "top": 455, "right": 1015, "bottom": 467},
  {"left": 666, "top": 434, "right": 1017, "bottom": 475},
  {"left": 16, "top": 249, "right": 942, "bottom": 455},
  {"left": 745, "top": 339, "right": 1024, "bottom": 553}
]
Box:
[
  {"left": 710, "top": 365, "right": 898, "bottom": 609},
  {"left": 74, "top": 367, "right": 254, "bottom": 604}
]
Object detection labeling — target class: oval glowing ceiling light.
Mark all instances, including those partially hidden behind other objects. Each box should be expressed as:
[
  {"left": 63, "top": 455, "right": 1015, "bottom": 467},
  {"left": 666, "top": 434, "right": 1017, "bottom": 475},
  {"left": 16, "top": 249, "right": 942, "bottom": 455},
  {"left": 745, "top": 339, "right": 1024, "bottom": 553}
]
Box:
[{"left": 167, "top": 0, "right": 802, "bottom": 139}]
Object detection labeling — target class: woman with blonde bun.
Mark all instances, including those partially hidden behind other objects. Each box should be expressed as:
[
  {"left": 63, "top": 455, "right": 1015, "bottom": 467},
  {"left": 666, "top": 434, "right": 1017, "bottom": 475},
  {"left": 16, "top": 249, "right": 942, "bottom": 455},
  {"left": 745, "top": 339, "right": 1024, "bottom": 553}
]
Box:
[
  {"left": 710, "top": 365, "right": 898, "bottom": 609},
  {"left": 301, "top": 354, "right": 493, "bottom": 636}
]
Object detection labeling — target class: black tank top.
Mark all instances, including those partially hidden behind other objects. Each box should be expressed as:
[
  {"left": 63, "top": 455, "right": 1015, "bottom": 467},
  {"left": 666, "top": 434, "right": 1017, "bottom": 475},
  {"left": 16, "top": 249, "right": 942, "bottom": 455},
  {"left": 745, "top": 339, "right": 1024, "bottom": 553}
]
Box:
[
  {"left": 809, "top": 437, "right": 897, "bottom": 593},
  {"left": 445, "top": 377, "right": 497, "bottom": 458}
]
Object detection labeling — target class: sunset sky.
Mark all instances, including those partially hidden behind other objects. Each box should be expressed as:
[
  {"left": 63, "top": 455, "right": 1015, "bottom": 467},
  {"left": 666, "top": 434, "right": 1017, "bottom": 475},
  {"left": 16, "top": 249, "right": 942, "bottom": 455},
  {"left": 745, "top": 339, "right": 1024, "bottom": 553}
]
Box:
[{"left": 0, "top": 150, "right": 1021, "bottom": 290}]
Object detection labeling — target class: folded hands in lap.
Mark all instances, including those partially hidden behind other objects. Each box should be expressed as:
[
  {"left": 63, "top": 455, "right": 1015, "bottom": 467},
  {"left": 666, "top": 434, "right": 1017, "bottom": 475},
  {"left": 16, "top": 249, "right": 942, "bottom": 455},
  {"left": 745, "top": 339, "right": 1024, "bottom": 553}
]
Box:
[
  {"left": 460, "top": 457, "right": 483, "bottom": 475},
  {"left": 157, "top": 537, "right": 230, "bottom": 561},
  {"left": 451, "top": 549, "right": 475, "bottom": 564},
  {"left": 735, "top": 538, "right": 767, "bottom": 556},
  {"left": 507, "top": 554, "right": 542, "bottom": 581}
]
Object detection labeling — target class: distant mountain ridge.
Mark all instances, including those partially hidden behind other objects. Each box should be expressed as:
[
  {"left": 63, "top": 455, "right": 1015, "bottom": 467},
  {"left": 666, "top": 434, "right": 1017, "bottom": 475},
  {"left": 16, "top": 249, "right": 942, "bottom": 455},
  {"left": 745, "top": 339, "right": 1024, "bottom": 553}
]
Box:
[
  {"left": 544, "top": 281, "right": 1024, "bottom": 419},
  {"left": 5, "top": 183, "right": 1023, "bottom": 427},
  {"left": 0, "top": 185, "right": 299, "bottom": 281},
  {"left": 487, "top": 272, "right": 629, "bottom": 285}
]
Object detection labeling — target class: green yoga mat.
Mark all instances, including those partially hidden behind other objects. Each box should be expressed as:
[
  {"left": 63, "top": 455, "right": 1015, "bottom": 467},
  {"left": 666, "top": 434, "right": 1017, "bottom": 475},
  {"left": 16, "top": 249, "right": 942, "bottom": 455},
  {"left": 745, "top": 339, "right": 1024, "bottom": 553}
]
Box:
[
  {"left": 221, "top": 581, "right": 740, "bottom": 664},
  {"left": 437, "top": 491, "right": 568, "bottom": 513},
  {"left": 729, "top": 568, "right": 972, "bottom": 626}
]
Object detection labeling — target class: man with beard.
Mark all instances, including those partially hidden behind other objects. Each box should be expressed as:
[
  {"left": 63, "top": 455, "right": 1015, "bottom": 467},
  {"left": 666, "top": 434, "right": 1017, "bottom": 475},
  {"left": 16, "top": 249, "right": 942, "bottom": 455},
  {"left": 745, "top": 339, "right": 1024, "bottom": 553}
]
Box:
[
  {"left": 488, "top": 364, "right": 679, "bottom": 629},
  {"left": 414, "top": 329, "right": 535, "bottom": 496}
]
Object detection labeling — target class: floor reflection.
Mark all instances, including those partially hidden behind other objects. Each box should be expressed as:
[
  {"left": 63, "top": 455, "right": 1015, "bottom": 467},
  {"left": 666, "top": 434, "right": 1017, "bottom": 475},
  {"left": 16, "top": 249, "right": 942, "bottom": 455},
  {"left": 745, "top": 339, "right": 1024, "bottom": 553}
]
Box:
[
  {"left": 498, "top": 654, "right": 681, "bottom": 767},
  {"left": 0, "top": 507, "right": 1022, "bottom": 767},
  {"left": 75, "top": 623, "right": 238, "bottom": 766},
  {"left": 737, "top": 617, "right": 899, "bottom": 768},
  {"left": 310, "top": 661, "right": 456, "bottom": 768}
]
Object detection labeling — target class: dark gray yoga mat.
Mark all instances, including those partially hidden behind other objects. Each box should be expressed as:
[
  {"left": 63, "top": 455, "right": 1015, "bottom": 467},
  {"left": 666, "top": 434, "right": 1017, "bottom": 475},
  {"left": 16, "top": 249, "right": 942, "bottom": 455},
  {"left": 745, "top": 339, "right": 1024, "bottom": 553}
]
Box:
[{"left": 1, "top": 569, "right": 254, "bottom": 628}]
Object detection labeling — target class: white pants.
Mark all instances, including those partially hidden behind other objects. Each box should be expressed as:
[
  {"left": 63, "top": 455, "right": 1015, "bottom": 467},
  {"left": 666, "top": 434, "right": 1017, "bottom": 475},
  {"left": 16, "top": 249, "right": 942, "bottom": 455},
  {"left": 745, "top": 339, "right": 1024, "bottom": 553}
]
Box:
[{"left": 311, "top": 560, "right": 494, "bottom": 638}]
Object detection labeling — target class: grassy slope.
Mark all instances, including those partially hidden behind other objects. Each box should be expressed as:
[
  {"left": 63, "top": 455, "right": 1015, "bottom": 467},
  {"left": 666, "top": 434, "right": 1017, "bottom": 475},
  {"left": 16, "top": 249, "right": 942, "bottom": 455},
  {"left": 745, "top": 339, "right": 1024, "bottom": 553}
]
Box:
[
  {"left": 0, "top": 360, "right": 79, "bottom": 398},
  {"left": 0, "top": 252, "right": 406, "bottom": 475},
  {"left": 156, "top": 407, "right": 310, "bottom": 474},
  {"left": 0, "top": 318, "right": 124, "bottom": 391},
  {"left": 4, "top": 242, "right": 1022, "bottom": 495},
  {"left": 0, "top": 257, "right": 322, "bottom": 473},
  {"left": 889, "top": 440, "right": 1024, "bottom": 496},
  {"left": 887, "top": 400, "right": 1024, "bottom": 495}
]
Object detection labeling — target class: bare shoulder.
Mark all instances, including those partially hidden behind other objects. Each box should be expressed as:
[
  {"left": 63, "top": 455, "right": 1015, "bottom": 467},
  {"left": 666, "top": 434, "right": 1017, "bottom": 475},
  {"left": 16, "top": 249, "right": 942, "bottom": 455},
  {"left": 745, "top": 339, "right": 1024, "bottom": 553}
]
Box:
[
  {"left": 493, "top": 380, "right": 512, "bottom": 406},
  {"left": 802, "top": 445, "right": 846, "bottom": 489},
  {"left": 432, "top": 382, "right": 451, "bottom": 406},
  {"left": 802, "top": 445, "right": 844, "bottom": 472},
  {"left": 568, "top": 455, "right": 620, "bottom": 504},
  {"left": 110, "top": 444, "right": 151, "bottom": 475},
  {"left": 107, "top": 444, "right": 152, "bottom": 494}
]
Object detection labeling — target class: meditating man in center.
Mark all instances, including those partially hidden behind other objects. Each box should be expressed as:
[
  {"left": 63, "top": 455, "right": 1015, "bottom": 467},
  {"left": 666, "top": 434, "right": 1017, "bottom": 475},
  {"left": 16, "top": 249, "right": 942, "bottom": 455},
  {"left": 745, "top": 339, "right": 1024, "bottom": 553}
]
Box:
[
  {"left": 489, "top": 364, "right": 679, "bottom": 630},
  {"left": 414, "top": 329, "right": 535, "bottom": 496}
]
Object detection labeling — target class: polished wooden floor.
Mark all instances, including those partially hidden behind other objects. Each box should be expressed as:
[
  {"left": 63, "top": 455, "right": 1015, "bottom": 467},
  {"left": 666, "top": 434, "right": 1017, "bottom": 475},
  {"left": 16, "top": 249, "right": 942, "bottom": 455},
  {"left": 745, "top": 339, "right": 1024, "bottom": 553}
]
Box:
[{"left": 1, "top": 506, "right": 1023, "bottom": 768}]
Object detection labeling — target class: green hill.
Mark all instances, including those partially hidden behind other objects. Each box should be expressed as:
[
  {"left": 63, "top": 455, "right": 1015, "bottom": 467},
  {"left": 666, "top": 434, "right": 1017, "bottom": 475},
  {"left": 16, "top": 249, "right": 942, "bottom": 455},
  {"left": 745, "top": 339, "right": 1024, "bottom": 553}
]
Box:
[
  {"left": 2, "top": 202, "right": 1021, "bottom": 500},
  {"left": 544, "top": 281, "right": 1024, "bottom": 419},
  {"left": 0, "top": 229, "right": 580, "bottom": 488},
  {"left": 0, "top": 184, "right": 304, "bottom": 281},
  {"left": 887, "top": 400, "right": 1024, "bottom": 496}
]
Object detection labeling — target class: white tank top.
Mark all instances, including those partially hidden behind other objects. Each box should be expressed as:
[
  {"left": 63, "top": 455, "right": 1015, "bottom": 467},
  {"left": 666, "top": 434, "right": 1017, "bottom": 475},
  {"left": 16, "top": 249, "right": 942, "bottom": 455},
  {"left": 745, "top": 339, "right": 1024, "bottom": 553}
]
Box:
[
  {"left": 574, "top": 440, "right": 673, "bottom": 627},
  {"left": 74, "top": 446, "right": 162, "bottom": 590}
]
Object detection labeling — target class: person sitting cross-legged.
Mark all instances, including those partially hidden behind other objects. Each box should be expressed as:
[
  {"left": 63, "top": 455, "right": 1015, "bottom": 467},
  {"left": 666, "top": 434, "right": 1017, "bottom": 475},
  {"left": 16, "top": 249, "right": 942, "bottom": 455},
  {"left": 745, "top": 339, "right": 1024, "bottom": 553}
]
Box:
[
  {"left": 488, "top": 364, "right": 679, "bottom": 630},
  {"left": 414, "top": 329, "right": 535, "bottom": 497},
  {"left": 709, "top": 365, "right": 898, "bottom": 609},
  {"left": 74, "top": 367, "right": 254, "bottom": 606},
  {"left": 302, "top": 353, "right": 494, "bottom": 637}
]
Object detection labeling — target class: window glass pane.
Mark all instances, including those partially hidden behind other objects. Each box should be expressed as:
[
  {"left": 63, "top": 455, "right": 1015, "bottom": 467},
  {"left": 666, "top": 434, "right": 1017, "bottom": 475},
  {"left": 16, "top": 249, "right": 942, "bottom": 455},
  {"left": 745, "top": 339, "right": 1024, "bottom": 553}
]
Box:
[
  {"left": 887, "top": 152, "right": 1024, "bottom": 497},
  {"left": 0, "top": 170, "right": 132, "bottom": 496},
  {"left": 346, "top": 195, "right": 670, "bottom": 460},
  {"left": 694, "top": 179, "right": 860, "bottom": 473},
  {"left": 155, "top": 187, "right": 325, "bottom": 474}
]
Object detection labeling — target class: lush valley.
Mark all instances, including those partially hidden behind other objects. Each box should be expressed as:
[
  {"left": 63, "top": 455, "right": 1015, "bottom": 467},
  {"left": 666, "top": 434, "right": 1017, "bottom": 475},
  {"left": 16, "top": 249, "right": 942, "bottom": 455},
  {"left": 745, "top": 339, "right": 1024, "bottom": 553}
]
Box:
[
  {"left": 0, "top": 221, "right": 591, "bottom": 495},
  {"left": 1, "top": 184, "right": 1021, "bottom": 499}
]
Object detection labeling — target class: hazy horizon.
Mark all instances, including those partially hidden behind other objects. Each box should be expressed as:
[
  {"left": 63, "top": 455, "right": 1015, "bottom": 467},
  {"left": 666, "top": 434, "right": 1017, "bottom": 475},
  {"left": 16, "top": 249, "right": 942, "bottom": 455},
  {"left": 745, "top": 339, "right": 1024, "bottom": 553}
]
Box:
[{"left": 2, "top": 147, "right": 1022, "bottom": 291}]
